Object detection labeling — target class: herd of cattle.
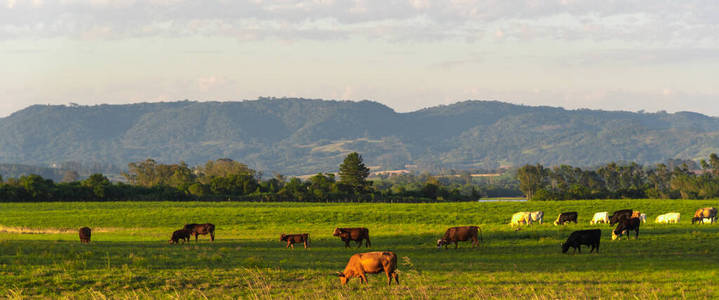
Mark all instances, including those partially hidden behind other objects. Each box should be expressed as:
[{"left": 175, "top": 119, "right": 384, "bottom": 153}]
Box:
[{"left": 71, "top": 206, "right": 717, "bottom": 285}]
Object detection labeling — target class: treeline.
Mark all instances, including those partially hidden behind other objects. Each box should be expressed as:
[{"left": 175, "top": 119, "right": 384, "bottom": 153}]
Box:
[
  {"left": 517, "top": 154, "right": 719, "bottom": 200},
  {"left": 0, "top": 153, "right": 515, "bottom": 203}
]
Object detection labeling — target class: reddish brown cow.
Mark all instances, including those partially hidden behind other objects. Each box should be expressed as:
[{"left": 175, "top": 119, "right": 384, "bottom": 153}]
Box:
[
  {"left": 280, "top": 233, "right": 310, "bottom": 249},
  {"left": 183, "top": 223, "right": 215, "bottom": 242},
  {"left": 337, "top": 251, "right": 399, "bottom": 286},
  {"left": 169, "top": 229, "right": 192, "bottom": 244},
  {"left": 333, "top": 228, "right": 371, "bottom": 248},
  {"left": 437, "top": 226, "right": 482, "bottom": 249},
  {"left": 79, "top": 227, "right": 91, "bottom": 243}
]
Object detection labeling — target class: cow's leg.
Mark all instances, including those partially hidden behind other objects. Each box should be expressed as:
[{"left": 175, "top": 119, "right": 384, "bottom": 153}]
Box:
[
  {"left": 210, "top": 231, "right": 215, "bottom": 242},
  {"left": 194, "top": 233, "right": 199, "bottom": 242},
  {"left": 366, "top": 237, "right": 371, "bottom": 248},
  {"left": 635, "top": 229, "right": 639, "bottom": 240},
  {"left": 356, "top": 240, "right": 362, "bottom": 248},
  {"left": 344, "top": 239, "right": 350, "bottom": 248},
  {"left": 393, "top": 272, "right": 399, "bottom": 284},
  {"left": 385, "top": 269, "right": 392, "bottom": 285},
  {"left": 303, "top": 240, "right": 308, "bottom": 249},
  {"left": 360, "top": 273, "right": 367, "bottom": 284},
  {"left": 455, "top": 241, "right": 458, "bottom": 249},
  {"left": 472, "top": 237, "right": 478, "bottom": 248},
  {"left": 577, "top": 245, "right": 581, "bottom": 253}
]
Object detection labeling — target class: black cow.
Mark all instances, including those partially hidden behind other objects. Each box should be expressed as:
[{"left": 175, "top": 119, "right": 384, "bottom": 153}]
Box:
[
  {"left": 562, "top": 229, "right": 600, "bottom": 254},
  {"left": 554, "top": 212, "right": 578, "bottom": 225},
  {"left": 333, "top": 227, "right": 371, "bottom": 248},
  {"left": 79, "top": 227, "right": 91, "bottom": 243},
  {"left": 169, "top": 229, "right": 192, "bottom": 244},
  {"left": 609, "top": 209, "right": 633, "bottom": 225},
  {"left": 612, "top": 217, "right": 640, "bottom": 240},
  {"left": 183, "top": 223, "right": 216, "bottom": 242}
]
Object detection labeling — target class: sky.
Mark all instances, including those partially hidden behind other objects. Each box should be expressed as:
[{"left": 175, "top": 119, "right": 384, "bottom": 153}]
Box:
[{"left": 1, "top": 0, "right": 718, "bottom": 117}]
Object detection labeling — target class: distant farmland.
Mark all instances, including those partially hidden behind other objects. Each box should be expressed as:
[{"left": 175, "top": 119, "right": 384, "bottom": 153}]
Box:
[{"left": 1, "top": 200, "right": 718, "bottom": 298}]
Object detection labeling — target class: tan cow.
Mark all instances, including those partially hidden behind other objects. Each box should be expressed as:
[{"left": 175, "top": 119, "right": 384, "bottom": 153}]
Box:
[{"left": 337, "top": 251, "right": 399, "bottom": 286}]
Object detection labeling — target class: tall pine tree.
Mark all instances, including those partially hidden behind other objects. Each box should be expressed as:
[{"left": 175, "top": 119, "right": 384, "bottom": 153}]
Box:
[{"left": 339, "top": 152, "right": 371, "bottom": 193}]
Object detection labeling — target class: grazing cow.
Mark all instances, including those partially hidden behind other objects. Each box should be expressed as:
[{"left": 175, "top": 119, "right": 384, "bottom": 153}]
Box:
[
  {"left": 655, "top": 212, "right": 680, "bottom": 224},
  {"left": 169, "top": 229, "right": 192, "bottom": 244},
  {"left": 183, "top": 223, "right": 216, "bottom": 242},
  {"left": 612, "top": 217, "right": 640, "bottom": 240},
  {"left": 437, "top": 226, "right": 482, "bottom": 249},
  {"left": 590, "top": 212, "right": 609, "bottom": 225},
  {"left": 79, "top": 227, "right": 91, "bottom": 243},
  {"left": 529, "top": 211, "right": 544, "bottom": 224},
  {"left": 510, "top": 212, "right": 532, "bottom": 227},
  {"left": 554, "top": 212, "right": 578, "bottom": 225},
  {"left": 639, "top": 213, "right": 647, "bottom": 224},
  {"left": 333, "top": 228, "right": 371, "bottom": 248},
  {"left": 609, "top": 209, "right": 633, "bottom": 225},
  {"left": 692, "top": 207, "right": 718, "bottom": 224},
  {"left": 280, "top": 233, "right": 310, "bottom": 249},
  {"left": 561, "top": 229, "right": 601, "bottom": 254},
  {"left": 337, "top": 251, "right": 399, "bottom": 286}
]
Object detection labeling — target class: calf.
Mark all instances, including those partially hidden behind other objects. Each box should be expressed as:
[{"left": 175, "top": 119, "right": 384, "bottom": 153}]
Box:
[
  {"left": 437, "top": 226, "right": 482, "bottom": 249},
  {"left": 333, "top": 227, "right": 371, "bottom": 248},
  {"left": 337, "top": 251, "right": 399, "bottom": 286},
  {"left": 280, "top": 233, "right": 310, "bottom": 249},
  {"left": 169, "top": 229, "right": 192, "bottom": 244},
  {"left": 183, "top": 223, "right": 215, "bottom": 242},
  {"left": 554, "top": 212, "right": 578, "bottom": 225},
  {"left": 79, "top": 227, "right": 91, "bottom": 243},
  {"left": 590, "top": 212, "right": 609, "bottom": 225},
  {"left": 609, "top": 209, "right": 633, "bottom": 225},
  {"left": 612, "top": 217, "right": 640, "bottom": 240},
  {"left": 562, "top": 229, "right": 601, "bottom": 254},
  {"left": 692, "top": 207, "right": 717, "bottom": 224}
]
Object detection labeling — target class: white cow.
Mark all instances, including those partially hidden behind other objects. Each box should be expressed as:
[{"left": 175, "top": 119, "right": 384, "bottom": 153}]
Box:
[
  {"left": 639, "top": 213, "right": 647, "bottom": 224},
  {"left": 655, "top": 212, "right": 680, "bottom": 224},
  {"left": 590, "top": 212, "right": 609, "bottom": 225},
  {"left": 510, "top": 212, "right": 532, "bottom": 227},
  {"left": 529, "top": 211, "right": 544, "bottom": 224}
]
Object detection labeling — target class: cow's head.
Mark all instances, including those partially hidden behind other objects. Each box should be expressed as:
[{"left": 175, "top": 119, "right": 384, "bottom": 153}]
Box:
[
  {"left": 280, "top": 234, "right": 287, "bottom": 241},
  {"left": 332, "top": 228, "right": 341, "bottom": 236},
  {"left": 692, "top": 217, "right": 701, "bottom": 224},
  {"left": 561, "top": 242, "right": 570, "bottom": 253},
  {"left": 611, "top": 229, "right": 627, "bottom": 240},
  {"left": 436, "top": 239, "right": 448, "bottom": 248},
  {"left": 168, "top": 239, "right": 175, "bottom": 244},
  {"left": 337, "top": 272, "right": 348, "bottom": 285}
]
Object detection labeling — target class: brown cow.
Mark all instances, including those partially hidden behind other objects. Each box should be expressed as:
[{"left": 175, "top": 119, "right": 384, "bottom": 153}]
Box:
[
  {"left": 280, "top": 233, "right": 310, "bottom": 249},
  {"left": 183, "top": 223, "right": 215, "bottom": 242},
  {"left": 692, "top": 207, "right": 718, "bottom": 224},
  {"left": 333, "top": 228, "right": 371, "bottom": 248},
  {"left": 337, "top": 251, "right": 399, "bottom": 286},
  {"left": 169, "top": 229, "right": 192, "bottom": 244},
  {"left": 79, "top": 227, "right": 91, "bottom": 243},
  {"left": 437, "top": 226, "right": 482, "bottom": 249}
]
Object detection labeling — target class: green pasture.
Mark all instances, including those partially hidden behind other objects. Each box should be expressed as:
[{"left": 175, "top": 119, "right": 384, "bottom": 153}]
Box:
[{"left": 1, "top": 200, "right": 718, "bottom": 299}]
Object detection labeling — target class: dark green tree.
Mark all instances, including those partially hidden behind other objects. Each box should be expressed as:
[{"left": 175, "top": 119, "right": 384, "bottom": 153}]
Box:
[
  {"left": 82, "top": 173, "right": 111, "bottom": 199},
  {"left": 338, "top": 152, "right": 371, "bottom": 193}
]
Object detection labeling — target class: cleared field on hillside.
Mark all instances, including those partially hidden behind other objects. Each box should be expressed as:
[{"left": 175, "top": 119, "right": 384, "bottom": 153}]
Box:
[{"left": 1, "top": 200, "right": 718, "bottom": 299}]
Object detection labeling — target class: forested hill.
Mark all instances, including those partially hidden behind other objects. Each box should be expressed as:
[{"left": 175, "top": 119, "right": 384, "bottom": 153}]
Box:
[{"left": 2, "top": 98, "right": 719, "bottom": 175}]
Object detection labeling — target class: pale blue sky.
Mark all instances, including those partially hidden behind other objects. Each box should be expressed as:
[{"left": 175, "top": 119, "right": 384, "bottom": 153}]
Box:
[{"left": 1, "top": 0, "right": 718, "bottom": 117}]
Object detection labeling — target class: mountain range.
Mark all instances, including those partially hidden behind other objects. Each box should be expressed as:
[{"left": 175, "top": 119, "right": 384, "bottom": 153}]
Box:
[{"left": 2, "top": 98, "right": 719, "bottom": 175}]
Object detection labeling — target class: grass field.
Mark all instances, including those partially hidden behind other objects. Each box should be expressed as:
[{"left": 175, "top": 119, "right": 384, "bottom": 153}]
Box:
[{"left": 1, "top": 200, "right": 719, "bottom": 299}]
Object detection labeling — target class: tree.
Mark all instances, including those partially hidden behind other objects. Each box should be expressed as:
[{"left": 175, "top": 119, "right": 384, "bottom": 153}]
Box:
[
  {"left": 338, "top": 152, "right": 371, "bottom": 193},
  {"left": 516, "top": 164, "right": 548, "bottom": 201},
  {"left": 82, "top": 173, "right": 111, "bottom": 199}
]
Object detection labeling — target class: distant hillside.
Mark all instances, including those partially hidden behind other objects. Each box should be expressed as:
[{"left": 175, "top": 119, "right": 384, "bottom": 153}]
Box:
[{"left": 1, "top": 98, "right": 719, "bottom": 175}]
